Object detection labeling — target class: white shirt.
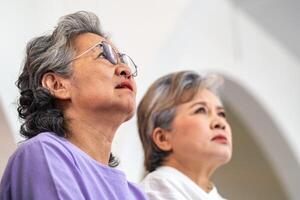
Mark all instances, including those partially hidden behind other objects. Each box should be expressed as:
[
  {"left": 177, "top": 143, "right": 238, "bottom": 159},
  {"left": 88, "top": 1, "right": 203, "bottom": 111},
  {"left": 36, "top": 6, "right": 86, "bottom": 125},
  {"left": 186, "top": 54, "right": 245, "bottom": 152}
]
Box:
[{"left": 140, "top": 166, "right": 226, "bottom": 200}]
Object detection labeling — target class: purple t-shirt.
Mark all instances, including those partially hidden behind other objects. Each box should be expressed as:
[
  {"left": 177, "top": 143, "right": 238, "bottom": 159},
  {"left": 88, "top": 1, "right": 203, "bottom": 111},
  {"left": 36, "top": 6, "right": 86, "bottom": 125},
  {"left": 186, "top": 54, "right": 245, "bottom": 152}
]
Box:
[{"left": 0, "top": 132, "right": 147, "bottom": 200}]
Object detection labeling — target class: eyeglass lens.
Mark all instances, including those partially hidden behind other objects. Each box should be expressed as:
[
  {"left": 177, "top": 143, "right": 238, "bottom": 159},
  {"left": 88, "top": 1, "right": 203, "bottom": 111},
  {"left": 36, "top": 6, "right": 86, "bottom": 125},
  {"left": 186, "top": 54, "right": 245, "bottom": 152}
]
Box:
[
  {"left": 102, "top": 42, "right": 137, "bottom": 76},
  {"left": 102, "top": 43, "right": 118, "bottom": 65}
]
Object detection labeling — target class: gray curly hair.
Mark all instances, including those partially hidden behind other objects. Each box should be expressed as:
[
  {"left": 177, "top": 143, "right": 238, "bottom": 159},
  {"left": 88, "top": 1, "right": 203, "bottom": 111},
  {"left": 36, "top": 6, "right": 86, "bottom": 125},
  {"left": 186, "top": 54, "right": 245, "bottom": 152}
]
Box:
[{"left": 16, "top": 11, "right": 119, "bottom": 167}]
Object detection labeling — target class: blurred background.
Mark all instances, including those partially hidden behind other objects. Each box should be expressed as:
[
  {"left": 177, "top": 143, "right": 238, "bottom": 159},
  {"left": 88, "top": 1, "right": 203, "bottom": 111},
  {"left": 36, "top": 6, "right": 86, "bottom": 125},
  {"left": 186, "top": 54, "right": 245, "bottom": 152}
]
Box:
[{"left": 0, "top": 0, "right": 299, "bottom": 199}]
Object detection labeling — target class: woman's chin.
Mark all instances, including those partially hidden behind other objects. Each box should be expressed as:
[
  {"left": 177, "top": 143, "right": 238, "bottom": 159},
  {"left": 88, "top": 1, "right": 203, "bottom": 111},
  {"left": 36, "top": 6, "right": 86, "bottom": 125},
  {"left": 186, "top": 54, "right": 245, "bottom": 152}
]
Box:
[
  {"left": 219, "top": 152, "right": 232, "bottom": 165},
  {"left": 120, "top": 102, "right": 136, "bottom": 122},
  {"left": 123, "top": 109, "right": 135, "bottom": 122},
  {"left": 212, "top": 149, "right": 232, "bottom": 165}
]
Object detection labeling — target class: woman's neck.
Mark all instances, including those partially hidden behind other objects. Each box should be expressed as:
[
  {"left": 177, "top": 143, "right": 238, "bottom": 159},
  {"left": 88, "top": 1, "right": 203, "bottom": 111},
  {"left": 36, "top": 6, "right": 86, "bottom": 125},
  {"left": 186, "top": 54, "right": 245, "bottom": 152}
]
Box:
[
  {"left": 164, "top": 158, "right": 217, "bottom": 193},
  {"left": 65, "top": 109, "right": 123, "bottom": 165}
]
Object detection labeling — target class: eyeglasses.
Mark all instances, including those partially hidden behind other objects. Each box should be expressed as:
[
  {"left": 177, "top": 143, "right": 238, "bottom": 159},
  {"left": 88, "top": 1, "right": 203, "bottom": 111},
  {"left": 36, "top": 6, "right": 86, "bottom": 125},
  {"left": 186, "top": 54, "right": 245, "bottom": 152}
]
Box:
[{"left": 72, "top": 41, "right": 138, "bottom": 77}]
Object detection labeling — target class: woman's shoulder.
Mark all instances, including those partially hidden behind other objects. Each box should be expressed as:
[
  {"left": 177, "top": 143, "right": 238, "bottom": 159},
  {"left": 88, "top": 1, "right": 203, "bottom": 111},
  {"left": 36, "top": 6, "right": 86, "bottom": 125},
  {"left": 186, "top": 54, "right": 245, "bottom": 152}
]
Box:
[
  {"left": 0, "top": 132, "right": 75, "bottom": 195},
  {"left": 143, "top": 166, "right": 183, "bottom": 181},
  {"left": 15, "top": 132, "right": 66, "bottom": 153},
  {"left": 141, "top": 166, "right": 227, "bottom": 200},
  {"left": 140, "top": 167, "right": 191, "bottom": 199},
  {"left": 19, "top": 131, "right": 65, "bottom": 146},
  {"left": 140, "top": 166, "right": 180, "bottom": 189},
  {"left": 9, "top": 132, "right": 72, "bottom": 166}
]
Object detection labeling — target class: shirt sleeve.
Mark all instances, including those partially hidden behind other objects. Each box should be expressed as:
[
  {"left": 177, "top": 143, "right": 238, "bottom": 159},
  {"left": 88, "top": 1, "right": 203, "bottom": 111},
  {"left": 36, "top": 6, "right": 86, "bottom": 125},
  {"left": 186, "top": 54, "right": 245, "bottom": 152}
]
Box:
[{"left": 1, "top": 139, "right": 86, "bottom": 200}]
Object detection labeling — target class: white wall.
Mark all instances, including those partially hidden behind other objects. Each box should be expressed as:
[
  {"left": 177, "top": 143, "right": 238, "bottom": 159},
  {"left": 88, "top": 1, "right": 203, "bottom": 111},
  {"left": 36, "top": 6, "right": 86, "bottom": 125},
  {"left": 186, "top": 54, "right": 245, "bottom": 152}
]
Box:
[
  {"left": 149, "top": 1, "right": 300, "bottom": 198},
  {"left": 0, "top": 99, "right": 16, "bottom": 176},
  {"left": 1, "top": 0, "right": 299, "bottom": 199}
]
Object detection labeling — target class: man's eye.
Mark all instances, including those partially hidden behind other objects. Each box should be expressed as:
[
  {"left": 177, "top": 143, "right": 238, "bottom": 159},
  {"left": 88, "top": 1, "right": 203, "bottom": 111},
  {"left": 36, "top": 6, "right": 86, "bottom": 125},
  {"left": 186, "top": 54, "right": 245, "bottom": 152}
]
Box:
[
  {"left": 218, "top": 111, "right": 226, "bottom": 118},
  {"left": 195, "top": 107, "right": 206, "bottom": 114}
]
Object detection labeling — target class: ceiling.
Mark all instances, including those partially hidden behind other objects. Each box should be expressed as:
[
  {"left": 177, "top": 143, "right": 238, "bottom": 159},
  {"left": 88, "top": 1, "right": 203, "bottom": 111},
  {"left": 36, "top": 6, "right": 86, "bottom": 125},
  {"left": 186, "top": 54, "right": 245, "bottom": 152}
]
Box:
[{"left": 229, "top": 0, "right": 300, "bottom": 60}]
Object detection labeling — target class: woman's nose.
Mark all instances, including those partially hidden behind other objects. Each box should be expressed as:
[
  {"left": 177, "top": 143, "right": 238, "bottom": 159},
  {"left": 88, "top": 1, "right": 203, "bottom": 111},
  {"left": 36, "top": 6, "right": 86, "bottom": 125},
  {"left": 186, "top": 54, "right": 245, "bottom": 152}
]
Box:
[
  {"left": 115, "top": 64, "right": 132, "bottom": 79},
  {"left": 210, "top": 118, "right": 226, "bottom": 130}
]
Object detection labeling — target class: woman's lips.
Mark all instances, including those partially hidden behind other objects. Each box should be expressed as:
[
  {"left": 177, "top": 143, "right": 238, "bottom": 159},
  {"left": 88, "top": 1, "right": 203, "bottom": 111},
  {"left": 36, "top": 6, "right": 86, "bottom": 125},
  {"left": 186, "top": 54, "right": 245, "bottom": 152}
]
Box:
[
  {"left": 211, "top": 134, "right": 228, "bottom": 144},
  {"left": 115, "top": 81, "right": 133, "bottom": 91}
]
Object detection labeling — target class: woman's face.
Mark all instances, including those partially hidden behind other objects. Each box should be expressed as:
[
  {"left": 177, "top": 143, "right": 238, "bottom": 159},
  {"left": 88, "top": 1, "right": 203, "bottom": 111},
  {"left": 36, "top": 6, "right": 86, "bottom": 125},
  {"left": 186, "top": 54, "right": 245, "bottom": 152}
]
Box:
[
  {"left": 67, "top": 33, "right": 137, "bottom": 121},
  {"left": 168, "top": 88, "right": 232, "bottom": 167}
]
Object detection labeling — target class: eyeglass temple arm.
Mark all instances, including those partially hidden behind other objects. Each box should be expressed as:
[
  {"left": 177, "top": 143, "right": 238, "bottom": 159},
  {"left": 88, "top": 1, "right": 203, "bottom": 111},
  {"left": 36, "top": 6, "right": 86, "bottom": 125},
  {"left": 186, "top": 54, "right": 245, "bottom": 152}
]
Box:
[{"left": 72, "top": 42, "right": 103, "bottom": 61}]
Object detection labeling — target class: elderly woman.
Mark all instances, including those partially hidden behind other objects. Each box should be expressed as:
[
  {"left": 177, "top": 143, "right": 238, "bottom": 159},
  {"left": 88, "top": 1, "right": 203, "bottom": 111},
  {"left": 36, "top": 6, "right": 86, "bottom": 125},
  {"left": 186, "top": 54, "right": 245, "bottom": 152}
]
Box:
[
  {"left": 0, "top": 11, "right": 146, "bottom": 200},
  {"left": 138, "top": 71, "right": 232, "bottom": 200}
]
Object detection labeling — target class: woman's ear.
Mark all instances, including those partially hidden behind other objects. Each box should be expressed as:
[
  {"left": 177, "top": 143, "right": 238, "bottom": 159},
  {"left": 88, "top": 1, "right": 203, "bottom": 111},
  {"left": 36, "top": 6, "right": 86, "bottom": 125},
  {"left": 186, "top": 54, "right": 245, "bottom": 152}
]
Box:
[
  {"left": 152, "top": 127, "right": 173, "bottom": 151},
  {"left": 41, "top": 72, "right": 71, "bottom": 100}
]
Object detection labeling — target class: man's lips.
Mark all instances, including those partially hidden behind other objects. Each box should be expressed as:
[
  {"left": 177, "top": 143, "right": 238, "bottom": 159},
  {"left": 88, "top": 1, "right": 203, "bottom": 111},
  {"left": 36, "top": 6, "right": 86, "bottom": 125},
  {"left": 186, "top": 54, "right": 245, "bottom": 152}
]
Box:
[
  {"left": 211, "top": 134, "right": 228, "bottom": 144},
  {"left": 115, "top": 81, "right": 133, "bottom": 91}
]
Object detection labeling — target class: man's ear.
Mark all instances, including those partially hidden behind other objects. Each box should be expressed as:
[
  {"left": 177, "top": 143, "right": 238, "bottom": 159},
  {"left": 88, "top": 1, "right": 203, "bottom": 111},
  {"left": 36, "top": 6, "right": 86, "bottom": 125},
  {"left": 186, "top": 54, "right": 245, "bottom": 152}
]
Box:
[
  {"left": 41, "top": 72, "right": 71, "bottom": 100},
  {"left": 152, "top": 127, "right": 173, "bottom": 151}
]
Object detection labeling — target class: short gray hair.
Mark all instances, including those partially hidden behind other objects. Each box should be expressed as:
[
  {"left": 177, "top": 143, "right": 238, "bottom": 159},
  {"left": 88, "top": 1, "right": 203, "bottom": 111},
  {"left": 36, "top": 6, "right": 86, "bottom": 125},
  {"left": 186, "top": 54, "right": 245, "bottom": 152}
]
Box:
[{"left": 137, "top": 70, "right": 223, "bottom": 172}]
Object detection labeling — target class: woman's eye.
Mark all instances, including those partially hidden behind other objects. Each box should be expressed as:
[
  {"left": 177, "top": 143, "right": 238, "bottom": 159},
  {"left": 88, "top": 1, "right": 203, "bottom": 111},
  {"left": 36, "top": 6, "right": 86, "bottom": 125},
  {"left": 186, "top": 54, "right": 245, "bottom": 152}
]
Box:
[
  {"left": 96, "top": 52, "right": 105, "bottom": 59},
  {"left": 195, "top": 107, "right": 206, "bottom": 114},
  {"left": 218, "top": 111, "right": 226, "bottom": 118}
]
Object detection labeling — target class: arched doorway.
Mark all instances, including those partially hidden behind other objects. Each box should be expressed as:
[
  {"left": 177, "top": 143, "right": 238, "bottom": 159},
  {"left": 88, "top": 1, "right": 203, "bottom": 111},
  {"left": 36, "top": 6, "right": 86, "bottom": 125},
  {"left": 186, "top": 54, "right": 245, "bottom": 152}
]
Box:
[{"left": 212, "top": 76, "right": 300, "bottom": 200}]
